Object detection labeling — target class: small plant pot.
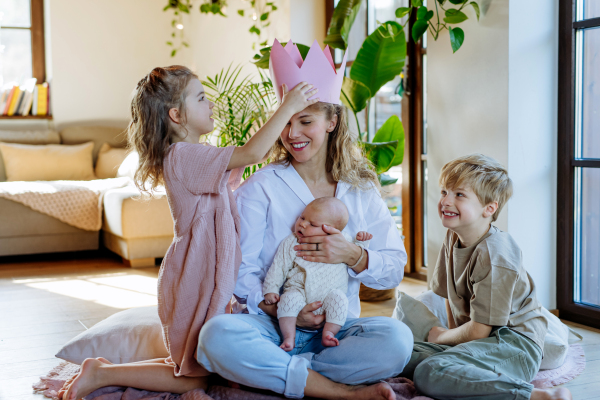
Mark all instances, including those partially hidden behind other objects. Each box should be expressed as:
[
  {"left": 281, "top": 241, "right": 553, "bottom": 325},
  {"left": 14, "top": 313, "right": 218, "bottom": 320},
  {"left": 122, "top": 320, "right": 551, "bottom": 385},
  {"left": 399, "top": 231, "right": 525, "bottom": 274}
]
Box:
[{"left": 359, "top": 283, "right": 395, "bottom": 302}]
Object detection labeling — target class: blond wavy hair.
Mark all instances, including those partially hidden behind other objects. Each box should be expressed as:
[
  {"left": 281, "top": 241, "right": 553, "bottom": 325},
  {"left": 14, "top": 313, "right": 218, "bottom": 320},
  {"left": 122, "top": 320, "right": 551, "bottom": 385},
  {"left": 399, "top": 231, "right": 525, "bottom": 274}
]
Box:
[
  {"left": 439, "top": 154, "right": 513, "bottom": 222},
  {"left": 269, "top": 102, "right": 380, "bottom": 192},
  {"left": 126, "top": 65, "right": 198, "bottom": 194}
]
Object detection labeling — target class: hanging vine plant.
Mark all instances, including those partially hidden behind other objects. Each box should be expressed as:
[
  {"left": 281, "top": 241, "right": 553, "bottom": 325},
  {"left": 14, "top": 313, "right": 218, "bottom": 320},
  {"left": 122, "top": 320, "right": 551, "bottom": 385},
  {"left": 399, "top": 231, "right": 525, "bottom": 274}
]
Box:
[{"left": 163, "top": 0, "right": 278, "bottom": 57}]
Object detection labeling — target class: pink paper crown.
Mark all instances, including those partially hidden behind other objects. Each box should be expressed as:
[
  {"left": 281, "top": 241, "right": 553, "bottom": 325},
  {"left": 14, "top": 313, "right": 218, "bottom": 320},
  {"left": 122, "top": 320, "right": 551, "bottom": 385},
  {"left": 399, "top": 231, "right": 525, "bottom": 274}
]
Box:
[{"left": 269, "top": 39, "right": 348, "bottom": 105}]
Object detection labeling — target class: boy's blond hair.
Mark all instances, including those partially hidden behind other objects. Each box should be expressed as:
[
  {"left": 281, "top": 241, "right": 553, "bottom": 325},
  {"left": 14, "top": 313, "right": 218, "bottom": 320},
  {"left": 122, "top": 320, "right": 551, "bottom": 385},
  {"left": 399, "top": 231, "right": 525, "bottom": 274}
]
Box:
[{"left": 439, "top": 154, "right": 513, "bottom": 222}]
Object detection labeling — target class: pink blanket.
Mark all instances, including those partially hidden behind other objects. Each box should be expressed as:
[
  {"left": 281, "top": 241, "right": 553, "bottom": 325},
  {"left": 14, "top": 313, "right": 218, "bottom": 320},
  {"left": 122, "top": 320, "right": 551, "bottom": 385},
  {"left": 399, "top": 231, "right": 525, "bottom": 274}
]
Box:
[{"left": 33, "top": 362, "right": 433, "bottom": 400}]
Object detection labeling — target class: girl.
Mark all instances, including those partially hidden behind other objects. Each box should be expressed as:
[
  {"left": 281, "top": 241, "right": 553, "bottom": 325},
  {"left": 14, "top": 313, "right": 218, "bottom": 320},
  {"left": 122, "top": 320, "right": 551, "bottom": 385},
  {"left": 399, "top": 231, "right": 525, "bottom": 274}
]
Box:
[{"left": 59, "top": 65, "right": 318, "bottom": 400}]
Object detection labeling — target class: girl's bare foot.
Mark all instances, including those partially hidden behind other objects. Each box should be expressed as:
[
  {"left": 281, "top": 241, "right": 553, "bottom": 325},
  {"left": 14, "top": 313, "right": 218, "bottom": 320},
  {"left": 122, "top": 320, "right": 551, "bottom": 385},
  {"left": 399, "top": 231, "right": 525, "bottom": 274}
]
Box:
[
  {"left": 61, "top": 358, "right": 107, "bottom": 400},
  {"left": 349, "top": 381, "right": 395, "bottom": 400},
  {"left": 58, "top": 357, "right": 112, "bottom": 399},
  {"left": 280, "top": 338, "right": 295, "bottom": 351},
  {"left": 322, "top": 331, "right": 339, "bottom": 347},
  {"left": 531, "top": 388, "right": 572, "bottom": 400}
]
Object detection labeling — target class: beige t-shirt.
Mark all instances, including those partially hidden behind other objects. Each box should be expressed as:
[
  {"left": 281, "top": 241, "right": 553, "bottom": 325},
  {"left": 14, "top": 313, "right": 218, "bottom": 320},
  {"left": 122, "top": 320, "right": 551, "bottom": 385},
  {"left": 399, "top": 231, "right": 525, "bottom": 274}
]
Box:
[{"left": 430, "top": 226, "right": 547, "bottom": 351}]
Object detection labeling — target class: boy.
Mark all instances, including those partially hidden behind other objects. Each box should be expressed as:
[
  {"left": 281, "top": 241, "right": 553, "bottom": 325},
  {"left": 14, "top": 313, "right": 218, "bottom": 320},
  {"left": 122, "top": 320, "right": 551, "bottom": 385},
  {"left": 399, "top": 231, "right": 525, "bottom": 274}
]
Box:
[{"left": 404, "top": 154, "right": 571, "bottom": 400}]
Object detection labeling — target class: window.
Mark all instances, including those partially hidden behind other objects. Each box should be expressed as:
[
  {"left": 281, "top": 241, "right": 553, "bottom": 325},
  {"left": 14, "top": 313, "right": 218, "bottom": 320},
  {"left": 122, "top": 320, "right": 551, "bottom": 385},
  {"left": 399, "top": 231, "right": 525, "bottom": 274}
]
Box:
[
  {"left": 0, "top": 0, "right": 46, "bottom": 87},
  {"left": 557, "top": 0, "right": 600, "bottom": 328},
  {"left": 325, "top": 0, "right": 427, "bottom": 279}
]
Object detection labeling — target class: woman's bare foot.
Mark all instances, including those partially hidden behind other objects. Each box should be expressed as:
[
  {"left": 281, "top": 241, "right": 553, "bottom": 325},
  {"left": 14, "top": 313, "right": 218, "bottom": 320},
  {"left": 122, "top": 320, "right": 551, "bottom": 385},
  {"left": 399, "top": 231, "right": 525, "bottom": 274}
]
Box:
[
  {"left": 61, "top": 358, "right": 107, "bottom": 400},
  {"left": 348, "top": 381, "right": 395, "bottom": 400},
  {"left": 58, "top": 357, "right": 112, "bottom": 399},
  {"left": 531, "top": 388, "right": 572, "bottom": 400},
  {"left": 322, "top": 331, "right": 339, "bottom": 347},
  {"left": 280, "top": 337, "right": 295, "bottom": 351}
]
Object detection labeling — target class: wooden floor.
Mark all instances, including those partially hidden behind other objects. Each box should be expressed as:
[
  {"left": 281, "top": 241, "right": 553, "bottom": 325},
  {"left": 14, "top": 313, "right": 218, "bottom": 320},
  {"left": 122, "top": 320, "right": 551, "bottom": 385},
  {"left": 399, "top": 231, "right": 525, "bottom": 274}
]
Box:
[{"left": 1, "top": 251, "right": 599, "bottom": 399}]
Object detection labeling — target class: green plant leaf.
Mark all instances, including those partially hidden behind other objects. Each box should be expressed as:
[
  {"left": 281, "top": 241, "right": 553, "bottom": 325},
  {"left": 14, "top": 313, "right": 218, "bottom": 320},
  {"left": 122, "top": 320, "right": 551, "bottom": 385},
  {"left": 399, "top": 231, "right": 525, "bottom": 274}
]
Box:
[
  {"left": 178, "top": 3, "right": 189, "bottom": 13},
  {"left": 237, "top": 9, "right": 244, "bottom": 16},
  {"left": 323, "top": 0, "right": 363, "bottom": 50},
  {"left": 416, "top": 6, "right": 427, "bottom": 20},
  {"left": 166, "top": 41, "right": 173, "bottom": 46},
  {"left": 163, "top": 4, "right": 171, "bottom": 11},
  {"left": 437, "top": 0, "right": 447, "bottom": 4},
  {"left": 379, "top": 174, "right": 398, "bottom": 186},
  {"left": 260, "top": 12, "right": 269, "bottom": 21},
  {"left": 249, "top": 25, "right": 261, "bottom": 35},
  {"left": 361, "top": 141, "right": 398, "bottom": 174},
  {"left": 395, "top": 7, "right": 410, "bottom": 18},
  {"left": 252, "top": 42, "right": 311, "bottom": 69},
  {"left": 411, "top": 19, "right": 428, "bottom": 42},
  {"left": 171, "top": 49, "right": 177, "bottom": 57},
  {"left": 444, "top": 9, "right": 468, "bottom": 24},
  {"left": 341, "top": 77, "right": 371, "bottom": 114},
  {"left": 200, "top": 3, "right": 210, "bottom": 13},
  {"left": 448, "top": 26, "right": 464, "bottom": 53},
  {"left": 448, "top": 0, "right": 467, "bottom": 4},
  {"left": 182, "top": 41, "right": 189, "bottom": 47},
  {"left": 470, "top": 1, "right": 480, "bottom": 21},
  {"left": 350, "top": 21, "right": 406, "bottom": 97},
  {"left": 411, "top": 0, "right": 423, "bottom": 7},
  {"left": 372, "top": 115, "right": 405, "bottom": 171},
  {"left": 271, "top": 5, "right": 278, "bottom": 11}
]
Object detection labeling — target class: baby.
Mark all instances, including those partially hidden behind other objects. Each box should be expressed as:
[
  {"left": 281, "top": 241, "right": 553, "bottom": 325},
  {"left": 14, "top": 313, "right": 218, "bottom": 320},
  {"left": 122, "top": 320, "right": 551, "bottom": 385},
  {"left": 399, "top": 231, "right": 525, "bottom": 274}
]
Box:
[{"left": 263, "top": 197, "right": 372, "bottom": 351}]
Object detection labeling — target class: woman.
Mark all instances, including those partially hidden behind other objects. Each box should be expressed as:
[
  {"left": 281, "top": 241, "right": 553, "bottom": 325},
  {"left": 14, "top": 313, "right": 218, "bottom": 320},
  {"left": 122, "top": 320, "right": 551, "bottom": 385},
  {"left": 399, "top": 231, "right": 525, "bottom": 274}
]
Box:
[{"left": 197, "top": 102, "right": 413, "bottom": 400}]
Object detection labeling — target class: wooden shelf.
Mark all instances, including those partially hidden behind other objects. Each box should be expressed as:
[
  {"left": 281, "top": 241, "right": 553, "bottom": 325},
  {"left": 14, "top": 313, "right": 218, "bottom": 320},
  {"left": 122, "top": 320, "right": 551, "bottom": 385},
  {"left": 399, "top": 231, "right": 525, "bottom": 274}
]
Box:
[{"left": 0, "top": 115, "right": 53, "bottom": 120}]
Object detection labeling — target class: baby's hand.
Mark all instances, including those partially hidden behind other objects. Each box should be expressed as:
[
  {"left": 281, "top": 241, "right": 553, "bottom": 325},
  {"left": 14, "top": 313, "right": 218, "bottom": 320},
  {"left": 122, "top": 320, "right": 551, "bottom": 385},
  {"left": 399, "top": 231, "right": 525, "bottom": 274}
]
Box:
[
  {"left": 264, "top": 293, "right": 280, "bottom": 305},
  {"left": 355, "top": 231, "right": 373, "bottom": 241},
  {"left": 281, "top": 82, "right": 319, "bottom": 115}
]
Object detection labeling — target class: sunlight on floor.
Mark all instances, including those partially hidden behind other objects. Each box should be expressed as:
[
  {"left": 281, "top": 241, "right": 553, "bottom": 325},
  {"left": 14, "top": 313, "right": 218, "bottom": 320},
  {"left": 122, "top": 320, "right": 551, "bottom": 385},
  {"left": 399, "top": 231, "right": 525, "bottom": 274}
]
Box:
[{"left": 20, "top": 273, "right": 158, "bottom": 309}]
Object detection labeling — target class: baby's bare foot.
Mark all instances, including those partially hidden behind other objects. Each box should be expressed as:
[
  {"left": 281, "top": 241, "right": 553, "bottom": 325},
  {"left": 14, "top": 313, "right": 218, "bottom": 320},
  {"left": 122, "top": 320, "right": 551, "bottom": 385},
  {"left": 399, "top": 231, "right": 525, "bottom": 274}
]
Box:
[
  {"left": 322, "top": 331, "right": 339, "bottom": 347},
  {"left": 349, "top": 381, "right": 395, "bottom": 400},
  {"left": 61, "top": 358, "right": 106, "bottom": 400},
  {"left": 280, "top": 339, "right": 295, "bottom": 351}
]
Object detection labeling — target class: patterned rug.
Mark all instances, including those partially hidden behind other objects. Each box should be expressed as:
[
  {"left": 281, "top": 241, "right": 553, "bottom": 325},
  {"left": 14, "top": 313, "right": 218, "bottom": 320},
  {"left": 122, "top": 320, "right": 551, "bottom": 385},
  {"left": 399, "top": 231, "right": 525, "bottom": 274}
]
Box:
[{"left": 531, "top": 344, "right": 586, "bottom": 389}]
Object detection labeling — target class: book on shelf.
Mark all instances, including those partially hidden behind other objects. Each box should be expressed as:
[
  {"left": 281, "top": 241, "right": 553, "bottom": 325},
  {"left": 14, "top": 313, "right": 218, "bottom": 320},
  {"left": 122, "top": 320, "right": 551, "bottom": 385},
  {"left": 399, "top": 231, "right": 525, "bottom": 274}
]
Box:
[
  {"left": 18, "top": 78, "right": 37, "bottom": 116},
  {"left": 36, "top": 83, "right": 48, "bottom": 116},
  {"left": 0, "top": 78, "right": 50, "bottom": 117},
  {"left": 7, "top": 87, "right": 22, "bottom": 116}
]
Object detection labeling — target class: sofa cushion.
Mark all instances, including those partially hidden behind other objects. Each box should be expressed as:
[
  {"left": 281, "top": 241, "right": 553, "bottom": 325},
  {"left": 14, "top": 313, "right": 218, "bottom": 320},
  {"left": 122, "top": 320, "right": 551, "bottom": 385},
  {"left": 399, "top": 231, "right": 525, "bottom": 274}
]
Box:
[
  {"left": 95, "top": 143, "right": 129, "bottom": 179},
  {"left": 60, "top": 126, "right": 127, "bottom": 164},
  {"left": 0, "top": 142, "right": 96, "bottom": 181},
  {"left": 0, "top": 130, "right": 60, "bottom": 181}
]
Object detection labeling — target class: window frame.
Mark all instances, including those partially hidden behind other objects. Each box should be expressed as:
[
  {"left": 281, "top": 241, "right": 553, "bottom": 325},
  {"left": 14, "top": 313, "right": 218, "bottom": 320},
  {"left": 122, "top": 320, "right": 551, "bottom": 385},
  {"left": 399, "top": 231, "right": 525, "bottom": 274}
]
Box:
[
  {"left": 1, "top": 0, "right": 46, "bottom": 84},
  {"left": 557, "top": 0, "right": 600, "bottom": 329}
]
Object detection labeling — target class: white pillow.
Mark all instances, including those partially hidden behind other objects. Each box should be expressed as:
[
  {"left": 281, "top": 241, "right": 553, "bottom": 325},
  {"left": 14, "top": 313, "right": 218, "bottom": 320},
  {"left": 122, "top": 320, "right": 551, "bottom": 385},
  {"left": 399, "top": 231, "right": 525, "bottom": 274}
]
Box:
[
  {"left": 397, "top": 290, "right": 572, "bottom": 371},
  {"left": 391, "top": 290, "right": 445, "bottom": 342},
  {"left": 94, "top": 143, "right": 128, "bottom": 179},
  {"left": 56, "top": 306, "right": 168, "bottom": 365},
  {"left": 117, "top": 151, "right": 139, "bottom": 181}
]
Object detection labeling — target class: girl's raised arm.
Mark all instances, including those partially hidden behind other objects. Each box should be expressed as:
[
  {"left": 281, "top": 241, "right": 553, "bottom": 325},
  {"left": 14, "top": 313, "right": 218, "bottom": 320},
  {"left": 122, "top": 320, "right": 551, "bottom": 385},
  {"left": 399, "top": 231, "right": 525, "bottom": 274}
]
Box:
[{"left": 227, "top": 82, "right": 318, "bottom": 171}]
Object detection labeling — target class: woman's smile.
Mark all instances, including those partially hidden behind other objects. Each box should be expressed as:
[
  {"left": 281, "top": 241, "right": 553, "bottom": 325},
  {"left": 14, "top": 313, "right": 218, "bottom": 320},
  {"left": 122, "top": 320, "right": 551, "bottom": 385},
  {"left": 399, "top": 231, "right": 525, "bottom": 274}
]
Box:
[{"left": 291, "top": 141, "right": 310, "bottom": 151}]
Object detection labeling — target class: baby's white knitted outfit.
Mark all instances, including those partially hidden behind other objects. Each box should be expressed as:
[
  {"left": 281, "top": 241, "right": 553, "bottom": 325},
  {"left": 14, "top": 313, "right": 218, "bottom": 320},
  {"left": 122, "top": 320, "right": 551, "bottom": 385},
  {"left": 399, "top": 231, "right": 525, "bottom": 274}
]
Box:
[{"left": 263, "top": 232, "right": 370, "bottom": 326}]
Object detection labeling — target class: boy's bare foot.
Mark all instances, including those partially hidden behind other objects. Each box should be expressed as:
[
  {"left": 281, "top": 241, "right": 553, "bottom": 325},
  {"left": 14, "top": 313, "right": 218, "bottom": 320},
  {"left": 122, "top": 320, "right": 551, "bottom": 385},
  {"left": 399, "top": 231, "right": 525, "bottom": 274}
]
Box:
[
  {"left": 280, "top": 338, "right": 295, "bottom": 351},
  {"left": 61, "top": 358, "right": 107, "bottom": 400},
  {"left": 322, "top": 331, "right": 339, "bottom": 347},
  {"left": 531, "top": 388, "right": 572, "bottom": 400},
  {"left": 349, "top": 381, "right": 395, "bottom": 400}
]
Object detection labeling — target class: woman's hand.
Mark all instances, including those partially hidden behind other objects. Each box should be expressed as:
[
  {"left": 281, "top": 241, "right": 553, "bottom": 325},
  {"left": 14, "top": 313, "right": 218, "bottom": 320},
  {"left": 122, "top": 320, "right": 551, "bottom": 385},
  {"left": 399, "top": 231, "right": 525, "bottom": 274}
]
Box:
[
  {"left": 294, "top": 225, "right": 362, "bottom": 265},
  {"left": 296, "top": 301, "right": 325, "bottom": 329}
]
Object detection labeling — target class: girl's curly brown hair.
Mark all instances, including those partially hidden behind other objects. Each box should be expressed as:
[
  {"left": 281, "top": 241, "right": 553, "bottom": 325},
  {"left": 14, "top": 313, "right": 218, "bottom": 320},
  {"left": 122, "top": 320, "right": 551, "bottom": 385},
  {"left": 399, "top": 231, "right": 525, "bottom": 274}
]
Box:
[
  {"left": 269, "top": 102, "right": 380, "bottom": 192},
  {"left": 127, "top": 65, "right": 198, "bottom": 193}
]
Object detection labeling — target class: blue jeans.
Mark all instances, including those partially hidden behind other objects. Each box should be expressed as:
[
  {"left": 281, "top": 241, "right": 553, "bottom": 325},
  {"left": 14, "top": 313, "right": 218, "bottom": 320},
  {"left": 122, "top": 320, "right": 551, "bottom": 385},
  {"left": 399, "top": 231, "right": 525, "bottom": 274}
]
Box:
[
  {"left": 402, "top": 327, "right": 542, "bottom": 400},
  {"left": 197, "top": 314, "right": 413, "bottom": 399}
]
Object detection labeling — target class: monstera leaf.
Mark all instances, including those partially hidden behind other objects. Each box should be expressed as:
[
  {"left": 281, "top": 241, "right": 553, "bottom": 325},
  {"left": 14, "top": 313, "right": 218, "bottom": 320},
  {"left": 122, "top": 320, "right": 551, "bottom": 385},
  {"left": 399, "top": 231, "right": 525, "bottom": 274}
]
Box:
[
  {"left": 323, "top": 0, "right": 364, "bottom": 50},
  {"left": 350, "top": 21, "right": 406, "bottom": 97},
  {"left": 252, "top": 42, "right": 311, "bottom": 69}
]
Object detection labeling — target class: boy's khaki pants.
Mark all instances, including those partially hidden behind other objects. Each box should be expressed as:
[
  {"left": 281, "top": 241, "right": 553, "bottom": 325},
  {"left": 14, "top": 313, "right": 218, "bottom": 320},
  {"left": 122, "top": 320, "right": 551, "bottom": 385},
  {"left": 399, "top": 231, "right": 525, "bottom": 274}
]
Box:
[{"left": 402, "top": 327, "right": 542, "bottom": 400}]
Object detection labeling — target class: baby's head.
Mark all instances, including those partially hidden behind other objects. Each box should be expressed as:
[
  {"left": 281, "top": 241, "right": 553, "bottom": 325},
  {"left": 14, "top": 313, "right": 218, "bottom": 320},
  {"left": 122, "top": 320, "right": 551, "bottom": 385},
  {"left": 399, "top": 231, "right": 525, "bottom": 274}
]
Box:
[
  {"left": 438, "top": 154, "right": 513, "bottom": 230},
  {"left": 294, "top": 197, "right": 349, "bottom": 238}
]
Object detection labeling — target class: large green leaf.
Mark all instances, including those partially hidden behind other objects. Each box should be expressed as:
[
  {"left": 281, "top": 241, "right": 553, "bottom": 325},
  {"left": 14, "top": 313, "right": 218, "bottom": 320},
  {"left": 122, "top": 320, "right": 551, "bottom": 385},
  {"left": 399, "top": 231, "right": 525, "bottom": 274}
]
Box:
[
  {"left": 350, "top": 21, "right": 406, "bottom": 98},
  {"left": 379, "top": 174, "right": 398, "bottom": 186},
  {"left": 372, "top": 115, "right": 405, "bottom": 171},
  {"left": 449, "top": 27, "right": 464, "bottom": 53},
  {"left": 341, "top": 77, "right": 371, "bottom": 114},
  {"left": 324, "top": 0, "right": 363, "bottom": 50},
  {"left": 361, "top": 141, "right": 398, "bottom": 174},
  {"left": 252, "top": 42, "right": 311, "bottom": 69},
  {"left": 444, "top": 9, "right": 468, "bottom": 24}
]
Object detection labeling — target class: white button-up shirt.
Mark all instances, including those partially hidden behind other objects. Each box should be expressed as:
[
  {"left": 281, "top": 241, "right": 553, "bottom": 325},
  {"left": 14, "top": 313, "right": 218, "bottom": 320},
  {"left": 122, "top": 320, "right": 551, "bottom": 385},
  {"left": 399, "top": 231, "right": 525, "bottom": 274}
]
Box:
[{"left": 233, "top": 163, "right": 407, "bottom": 317}]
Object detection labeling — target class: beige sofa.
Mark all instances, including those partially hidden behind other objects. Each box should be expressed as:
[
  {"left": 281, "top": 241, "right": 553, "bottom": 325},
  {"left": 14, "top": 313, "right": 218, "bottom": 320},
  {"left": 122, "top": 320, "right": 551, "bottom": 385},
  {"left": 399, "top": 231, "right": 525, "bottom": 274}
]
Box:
[{"left": 0, "top": 127, "right": 174, "bottom": 266}]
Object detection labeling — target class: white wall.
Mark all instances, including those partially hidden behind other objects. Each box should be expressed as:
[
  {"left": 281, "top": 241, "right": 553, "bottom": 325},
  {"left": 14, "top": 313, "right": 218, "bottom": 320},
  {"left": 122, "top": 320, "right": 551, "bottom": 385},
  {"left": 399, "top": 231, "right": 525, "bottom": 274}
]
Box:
[
  {"left": 426, "top": 0, "right": 559, "bottom": 308},
  {"left": 0, "top": 0, "right": 328, "bottom": 130}
]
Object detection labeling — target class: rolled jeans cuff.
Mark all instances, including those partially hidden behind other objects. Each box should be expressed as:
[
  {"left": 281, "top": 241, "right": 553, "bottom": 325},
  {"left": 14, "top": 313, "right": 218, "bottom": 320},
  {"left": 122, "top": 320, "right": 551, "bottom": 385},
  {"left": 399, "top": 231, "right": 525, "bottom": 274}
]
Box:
[
  {"left": 284, "top": 354, "right": 312, "bottom": 398},
  {"left": 516, "top": 383, "right": 534, "bottom": 400}
]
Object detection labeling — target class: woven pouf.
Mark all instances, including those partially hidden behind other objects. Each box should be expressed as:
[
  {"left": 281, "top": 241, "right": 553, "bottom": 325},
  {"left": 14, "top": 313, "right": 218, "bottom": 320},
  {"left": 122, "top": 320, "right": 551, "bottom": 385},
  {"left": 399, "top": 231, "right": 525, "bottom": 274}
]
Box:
[{"left": 359, "top": 283, "right": 395, "bottom": 302}]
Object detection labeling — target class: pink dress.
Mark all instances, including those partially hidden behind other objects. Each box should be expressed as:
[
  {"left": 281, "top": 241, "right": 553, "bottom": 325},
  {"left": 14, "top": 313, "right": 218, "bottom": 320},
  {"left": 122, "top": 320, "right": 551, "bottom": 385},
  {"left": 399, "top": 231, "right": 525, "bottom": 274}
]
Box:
[{"left": 158, "top": 142, "right": 243, "bottom": 377}]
